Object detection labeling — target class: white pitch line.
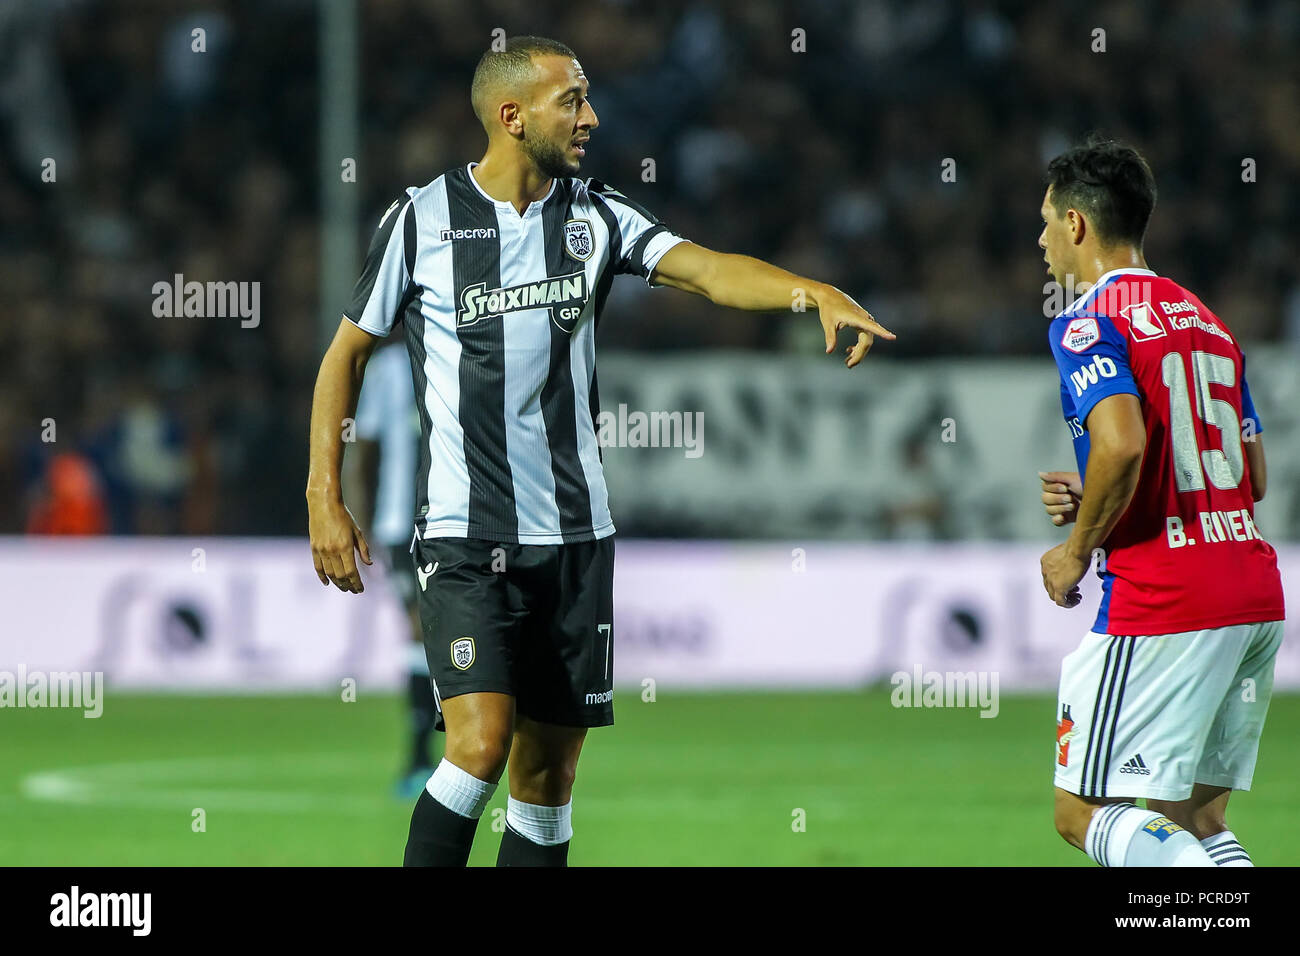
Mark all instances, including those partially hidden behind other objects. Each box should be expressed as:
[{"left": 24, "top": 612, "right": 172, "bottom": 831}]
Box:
[
  {"left": 15, "top": 755, "right": 869, "bottom": 820},
  {"left": 18, "top": 752, "right": 403, "bottom": 815}
]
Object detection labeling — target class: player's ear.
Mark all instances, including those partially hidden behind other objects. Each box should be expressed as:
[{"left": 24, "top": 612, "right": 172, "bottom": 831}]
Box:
[
  {"left": 1069, "top": 209, "right": 1087, "bottom": 245},
  {"left": 499, "top": 100, "right": 524, "bottom": 137}
]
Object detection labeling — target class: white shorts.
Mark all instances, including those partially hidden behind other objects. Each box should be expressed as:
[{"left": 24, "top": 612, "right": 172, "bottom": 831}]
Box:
[{"left": 1054, "top": 620, "right": 1283, "bottom": 801}]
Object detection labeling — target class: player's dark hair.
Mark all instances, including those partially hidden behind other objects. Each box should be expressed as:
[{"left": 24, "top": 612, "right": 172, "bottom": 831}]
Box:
[
  {"left": 1045, "top": 136, "right": 1157, "bottom": 247},
  {"left": 471, "top": 36, "right": 577, "bottom": 127}
]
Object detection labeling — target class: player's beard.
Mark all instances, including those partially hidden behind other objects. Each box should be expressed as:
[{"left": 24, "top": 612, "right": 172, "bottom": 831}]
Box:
[{"left": 522, "top": 128, "right": 578, "bottom": 179}]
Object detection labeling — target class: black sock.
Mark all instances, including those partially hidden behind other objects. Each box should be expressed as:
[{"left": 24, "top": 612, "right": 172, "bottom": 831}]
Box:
[
  {"left": 496, "top": 823, "right": 570, "bottom": 867},
  {"left": 407, "top": 673, "right": 438, "bottom": 771},
  {"left": 403, "top": 790, "right": 480, "bottom": 867}
]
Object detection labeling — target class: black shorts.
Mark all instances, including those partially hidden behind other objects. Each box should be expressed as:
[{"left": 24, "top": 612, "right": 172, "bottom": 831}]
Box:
[{"left": 412, "top": 536, "right": 615, "bottom": 728}]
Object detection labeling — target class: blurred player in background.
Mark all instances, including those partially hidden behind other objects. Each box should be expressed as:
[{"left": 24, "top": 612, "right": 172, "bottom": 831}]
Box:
[
  {"left": 1036, "top": 137, "right": 1285, "bottom": 867},
  {"left": 306, "top": 35, "right": 892, "bottom": 867},
  {"left": 343, "top": 340, "right": 443, "bottom": 798}
]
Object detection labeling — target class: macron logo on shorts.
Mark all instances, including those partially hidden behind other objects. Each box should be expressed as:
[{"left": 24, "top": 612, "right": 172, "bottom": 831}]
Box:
[{"left": 417, "top": 562, "right": 437, "bottom": 592}]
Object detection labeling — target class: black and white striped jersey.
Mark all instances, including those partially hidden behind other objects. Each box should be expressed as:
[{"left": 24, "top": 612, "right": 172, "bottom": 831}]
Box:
[{"left": 344, "top": 163, "right": 687, "bottom": 545}]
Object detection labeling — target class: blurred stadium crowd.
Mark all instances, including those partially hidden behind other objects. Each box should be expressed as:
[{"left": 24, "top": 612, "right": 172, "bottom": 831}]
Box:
[{"left": 2, "top": 0, "right": 1297, "bottom": 536}]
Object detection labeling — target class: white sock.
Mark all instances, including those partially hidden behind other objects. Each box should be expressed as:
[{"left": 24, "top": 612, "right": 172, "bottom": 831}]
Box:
[
  {"left": 506, "top": 796, "right": 573, "bottom": 846},
  {"left": 1085, "top": 803, "right": 1216, "bottom": 867},
  {"left": 1201, "top": 830, "right": 1253, "bottom": 867},
  {"left": 424, "top": 758, "right": 496, "bottom": 819}
]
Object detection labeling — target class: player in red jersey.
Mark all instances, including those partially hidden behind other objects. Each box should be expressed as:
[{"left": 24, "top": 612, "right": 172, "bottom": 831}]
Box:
[{"left": 1035, "top": 137, "right": 1285, "bottom": 867}]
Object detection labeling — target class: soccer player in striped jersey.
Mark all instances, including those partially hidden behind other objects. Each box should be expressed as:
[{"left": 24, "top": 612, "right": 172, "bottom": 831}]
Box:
[
  {"left": 1036, "top": 137, "right": 1285, "bottom": 867},
  {"left": 306, "top": 35, "right": 893, "bottom": 867}
]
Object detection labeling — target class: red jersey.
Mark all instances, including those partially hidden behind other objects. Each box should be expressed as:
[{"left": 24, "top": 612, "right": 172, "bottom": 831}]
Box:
[{"left": 1048, "top": 268, "right": 1285, "bottom": 635}]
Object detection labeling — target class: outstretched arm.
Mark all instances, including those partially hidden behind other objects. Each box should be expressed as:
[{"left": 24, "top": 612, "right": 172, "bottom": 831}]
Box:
[{"left": 650, "top": 241, "right": 894, "bottom": 368}]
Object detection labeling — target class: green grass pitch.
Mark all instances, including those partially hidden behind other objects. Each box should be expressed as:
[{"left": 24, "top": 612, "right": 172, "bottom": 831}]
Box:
[{"left": 2, "top": 690, "right": 1296, "bottom": 866}]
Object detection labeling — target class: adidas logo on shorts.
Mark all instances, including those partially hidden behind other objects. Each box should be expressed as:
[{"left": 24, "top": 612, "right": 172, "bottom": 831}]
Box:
[{"left": 1118, "top": 754, "right": 1152, "bottom": 775}]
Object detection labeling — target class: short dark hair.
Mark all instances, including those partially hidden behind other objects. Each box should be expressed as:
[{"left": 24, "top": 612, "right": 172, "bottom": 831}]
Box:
[
  {"left": 1045, "top": 136, "right": 1157, "bottom": 247},
  {"left": 471, "top": 36, "right": 577, "bottom": 127}
]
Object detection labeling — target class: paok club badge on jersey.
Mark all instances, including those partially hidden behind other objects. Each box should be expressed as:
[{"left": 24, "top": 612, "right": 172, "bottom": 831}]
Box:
[{"left": 564, "top": 219, "right": 594, "bottom": 261}]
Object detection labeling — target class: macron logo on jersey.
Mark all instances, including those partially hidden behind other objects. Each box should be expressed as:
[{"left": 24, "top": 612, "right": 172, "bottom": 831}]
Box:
[
  {"left": 1070, "top": 354, "right": 1118, "bottom": 397},
  {"left": 440, "top": 227, "right": 498, "bottom": 241},
  {"left": 1061, "top": 317, "right": 1101, "bottom": 353}
]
